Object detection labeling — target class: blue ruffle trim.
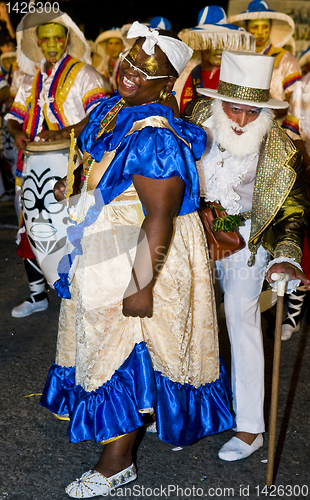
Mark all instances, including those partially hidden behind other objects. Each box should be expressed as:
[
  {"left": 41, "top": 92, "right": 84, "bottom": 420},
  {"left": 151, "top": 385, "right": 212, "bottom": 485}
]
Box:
[
  {"left": 40, "top": 342, "right": 234, "bottom": 446},
  {"left": 54, "top": 273, "right": 71, "bottom": 299},
  {"left": 78, "top": 91, "right": 206, "bottom": 215}
]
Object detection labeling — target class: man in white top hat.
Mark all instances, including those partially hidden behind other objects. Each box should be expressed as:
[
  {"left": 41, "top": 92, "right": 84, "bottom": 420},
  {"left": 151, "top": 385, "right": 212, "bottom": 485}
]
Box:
[
  {"left": 184, "top": 49, "right": 310, "bottom": 460},
  {"left": 176, "top": 5, "right": 255, "bottom": 114},
  {"left": 6, "top": 9, "right": 110, "bottom": 318}
]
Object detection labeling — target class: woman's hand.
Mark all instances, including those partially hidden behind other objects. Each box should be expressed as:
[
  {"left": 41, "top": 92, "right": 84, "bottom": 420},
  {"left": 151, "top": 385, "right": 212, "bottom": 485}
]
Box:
[
  {"left": 122, "top": 286, "right": 153, "bottom": 318},
  {"left": 72, "top": 163, "right": 84, "bottom": 195},
  {"left": 54, "top": 178, "right": 67, "bottom": 201},
  {"left": 53, "top": 165, "right": 84, "bottom": 203}
]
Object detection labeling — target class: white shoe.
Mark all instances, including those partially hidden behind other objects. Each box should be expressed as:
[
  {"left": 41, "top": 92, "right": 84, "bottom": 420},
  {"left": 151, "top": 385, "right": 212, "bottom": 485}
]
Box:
[
  {"left": 218, "top": 434, "right": 263, "bottom": 461},
  {"left": 66, "top": 464, "right": 137, "bottom": 498},
  {"left": 11, "top": 297, "right": 48, "bottom": 318},
  {"left": 281, "top": 321, "right": 300, "bottom": 341}
]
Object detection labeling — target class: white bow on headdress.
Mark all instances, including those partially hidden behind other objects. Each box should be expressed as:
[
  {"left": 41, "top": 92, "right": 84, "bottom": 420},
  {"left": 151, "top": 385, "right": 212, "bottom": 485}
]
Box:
[{"left": 127, "top": 21, "right": 193, "bottom": 76}]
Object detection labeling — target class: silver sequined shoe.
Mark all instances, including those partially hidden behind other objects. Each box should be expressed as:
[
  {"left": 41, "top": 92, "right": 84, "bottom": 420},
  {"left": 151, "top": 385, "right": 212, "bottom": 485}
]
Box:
[
  {"left": 65, "top": 463, "right": 137, "bottom": 498},
  {"left": 146, "top": 421, "right": 157, "bottom": 433}
]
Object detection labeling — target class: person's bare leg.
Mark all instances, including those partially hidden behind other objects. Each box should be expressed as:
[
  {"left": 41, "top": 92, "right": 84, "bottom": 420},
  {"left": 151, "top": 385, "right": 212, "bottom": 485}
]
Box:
[
  {"left": 235, "top": 431, "right": 259, "bottom": 445},
  {"left": 94, "top": 429, "right": 139, "bottom": 477}
]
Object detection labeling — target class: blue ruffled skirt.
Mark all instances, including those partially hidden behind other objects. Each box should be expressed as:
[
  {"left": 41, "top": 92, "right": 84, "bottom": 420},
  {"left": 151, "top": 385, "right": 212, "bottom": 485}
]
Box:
[{"left": 41, "top": 342, "right": 233, "bottom": 446}]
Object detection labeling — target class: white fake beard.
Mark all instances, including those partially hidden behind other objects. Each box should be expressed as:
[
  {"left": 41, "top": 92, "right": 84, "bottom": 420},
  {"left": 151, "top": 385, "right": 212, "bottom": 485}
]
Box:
[{"left": 212, "top": 99, "right": 275, "bottom": 157}]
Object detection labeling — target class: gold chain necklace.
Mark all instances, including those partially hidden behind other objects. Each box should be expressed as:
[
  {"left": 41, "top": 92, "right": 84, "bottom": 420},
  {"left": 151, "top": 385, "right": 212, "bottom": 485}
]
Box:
[
  {"left": 76, "top": 98, "right": 126, "bottom": 223},
  {"left": 97, "top": 98, "right": 126, "bottom": 139}
]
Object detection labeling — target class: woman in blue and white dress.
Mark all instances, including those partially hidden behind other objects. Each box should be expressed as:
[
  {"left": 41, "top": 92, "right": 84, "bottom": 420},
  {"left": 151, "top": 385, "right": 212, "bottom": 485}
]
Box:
[{"left": 41, "top": 22, "right": 233, "bottom": 498}]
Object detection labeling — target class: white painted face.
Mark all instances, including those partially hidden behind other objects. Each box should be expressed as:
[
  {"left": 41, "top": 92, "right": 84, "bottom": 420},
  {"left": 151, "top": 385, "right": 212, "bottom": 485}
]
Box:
[{"left": 22, "top": 149, "right": 70, "bottom": 285}]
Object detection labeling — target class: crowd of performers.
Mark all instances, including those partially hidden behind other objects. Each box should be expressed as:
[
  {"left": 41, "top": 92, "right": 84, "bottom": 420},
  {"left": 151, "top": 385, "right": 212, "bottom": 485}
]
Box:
[{"left": 1, "top": 2, "right": 310, "bottom": 497}]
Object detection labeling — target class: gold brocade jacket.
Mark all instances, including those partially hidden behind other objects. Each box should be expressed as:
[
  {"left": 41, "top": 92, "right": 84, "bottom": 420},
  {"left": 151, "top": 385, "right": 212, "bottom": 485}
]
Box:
[{"left": 183, "top": 98, "right": 309, "bottom": 265}]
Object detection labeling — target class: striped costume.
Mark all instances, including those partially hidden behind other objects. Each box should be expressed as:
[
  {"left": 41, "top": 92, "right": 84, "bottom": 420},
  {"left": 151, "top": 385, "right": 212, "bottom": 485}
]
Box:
[
  {"left": 262, "top": 44, "right": 301, "bottom": 102},
  {"left": 6, "top": 52, "right": 110, "bottom": 187}
]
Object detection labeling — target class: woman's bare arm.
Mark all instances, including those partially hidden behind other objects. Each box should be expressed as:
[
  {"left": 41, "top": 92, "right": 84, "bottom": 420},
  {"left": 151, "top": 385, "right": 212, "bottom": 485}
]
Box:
[{"left": 122, "top": 174, "right": 184, "bottom": 318}]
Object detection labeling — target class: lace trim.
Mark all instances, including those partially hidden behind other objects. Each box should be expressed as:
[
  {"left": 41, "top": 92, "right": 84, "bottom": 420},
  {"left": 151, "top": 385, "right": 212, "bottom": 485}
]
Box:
[{"left": 265, "top": 257, "right": 303, "bottom": 294}]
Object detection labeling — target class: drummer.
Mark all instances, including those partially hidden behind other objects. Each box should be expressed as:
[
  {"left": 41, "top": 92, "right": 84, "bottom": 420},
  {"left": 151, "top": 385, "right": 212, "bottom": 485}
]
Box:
[{"left": 6, "top": 9, "right": 111, "bottom": 318}]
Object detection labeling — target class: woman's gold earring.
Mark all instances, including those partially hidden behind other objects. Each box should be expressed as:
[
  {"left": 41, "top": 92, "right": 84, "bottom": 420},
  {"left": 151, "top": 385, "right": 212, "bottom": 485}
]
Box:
[{"left": 158, "top": 88, "right": 169, "bottom": 102}]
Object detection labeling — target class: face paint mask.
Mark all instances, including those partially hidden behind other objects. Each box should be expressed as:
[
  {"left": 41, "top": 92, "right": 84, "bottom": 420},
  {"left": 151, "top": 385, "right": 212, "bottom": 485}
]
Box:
[
  {"left": 248, "top": 19, "right": 271, "bottom": 49},
  {"left": 201, "top": 47, "right": 223, "bottom": 67},
  {"left": 37, "top": 23, "right": 68, "bottom": 64}
]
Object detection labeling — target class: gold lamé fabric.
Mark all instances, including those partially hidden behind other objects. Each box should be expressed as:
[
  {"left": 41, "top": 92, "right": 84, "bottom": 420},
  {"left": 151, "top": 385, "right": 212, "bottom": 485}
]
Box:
[
  {"left": 248, "top": 122, "right": 309, "bottom": 263},
  {"left": 217, "top": 80, "right": 270, "bottom": 103},
  {"left": 182, "top": 97, "right": 213, "bottom": 127},
  {"left": 56, "top": 184, "right": 219, "bottom": 393}
]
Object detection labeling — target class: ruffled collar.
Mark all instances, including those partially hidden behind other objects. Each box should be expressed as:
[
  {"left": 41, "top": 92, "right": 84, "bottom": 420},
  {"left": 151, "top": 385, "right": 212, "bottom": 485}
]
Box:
[{"left": 78, "top": 91, "right": 205, "bottom": 163}]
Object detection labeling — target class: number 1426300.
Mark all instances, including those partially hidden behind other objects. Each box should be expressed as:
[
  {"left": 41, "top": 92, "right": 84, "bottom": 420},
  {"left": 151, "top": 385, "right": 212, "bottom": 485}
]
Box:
[
  {"left": 255, "top": 485, "right": 309, "bottom": 496},
  {"left": 6, "top": 2, "right": 60, "bottom": 14}
]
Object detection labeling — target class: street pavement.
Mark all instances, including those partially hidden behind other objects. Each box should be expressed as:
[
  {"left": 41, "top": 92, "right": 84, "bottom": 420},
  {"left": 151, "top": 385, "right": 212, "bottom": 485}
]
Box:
[{"left": 0, "top": 200, "right": 309, "bottom": 500}]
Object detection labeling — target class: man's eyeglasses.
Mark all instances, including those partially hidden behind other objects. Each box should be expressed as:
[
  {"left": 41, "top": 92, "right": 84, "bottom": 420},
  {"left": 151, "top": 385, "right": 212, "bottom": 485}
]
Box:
[{"left": 119, "top": 52, "right": 174, "bottom": 80}]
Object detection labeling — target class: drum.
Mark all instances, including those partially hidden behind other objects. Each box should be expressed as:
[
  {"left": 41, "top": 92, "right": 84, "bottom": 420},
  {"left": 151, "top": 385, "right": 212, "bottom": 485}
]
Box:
[{"left": 21, "top": 139, "right": 71, "bottom": 286}]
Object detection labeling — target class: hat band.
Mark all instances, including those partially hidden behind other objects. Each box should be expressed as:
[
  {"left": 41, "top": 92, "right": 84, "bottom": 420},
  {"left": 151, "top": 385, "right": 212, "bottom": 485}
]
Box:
[{"left": 217, "top": 80, "right": 270, "bottom": 103}]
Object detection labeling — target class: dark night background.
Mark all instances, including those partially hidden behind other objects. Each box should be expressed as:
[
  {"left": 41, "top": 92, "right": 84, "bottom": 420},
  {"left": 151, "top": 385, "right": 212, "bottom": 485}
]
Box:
[{"left": 9, "top": 0, "right": 229, "bottom": 41}]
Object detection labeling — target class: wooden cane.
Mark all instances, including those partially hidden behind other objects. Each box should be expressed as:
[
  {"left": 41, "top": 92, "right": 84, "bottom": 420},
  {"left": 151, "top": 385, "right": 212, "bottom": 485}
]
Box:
[{"left": 266, "top": 273, "right": 289, "bottom": 486}]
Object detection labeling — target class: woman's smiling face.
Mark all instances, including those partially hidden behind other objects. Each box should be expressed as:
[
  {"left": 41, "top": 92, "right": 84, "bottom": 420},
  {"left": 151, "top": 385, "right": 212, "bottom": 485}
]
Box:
[{"left": 118, "top": 38, "right": 175, "bottom": 106}]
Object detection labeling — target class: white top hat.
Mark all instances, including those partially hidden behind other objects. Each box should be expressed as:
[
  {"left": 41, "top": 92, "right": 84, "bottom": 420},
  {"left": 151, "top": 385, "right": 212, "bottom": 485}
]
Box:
[{"left": 197, "top": 50, "right": 288, "bottom": 109}]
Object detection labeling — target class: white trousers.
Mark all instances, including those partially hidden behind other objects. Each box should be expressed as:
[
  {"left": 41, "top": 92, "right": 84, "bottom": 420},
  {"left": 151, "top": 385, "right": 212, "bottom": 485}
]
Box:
[{"left": 215, "top": 220, "right": 268, "bottom": 433}]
